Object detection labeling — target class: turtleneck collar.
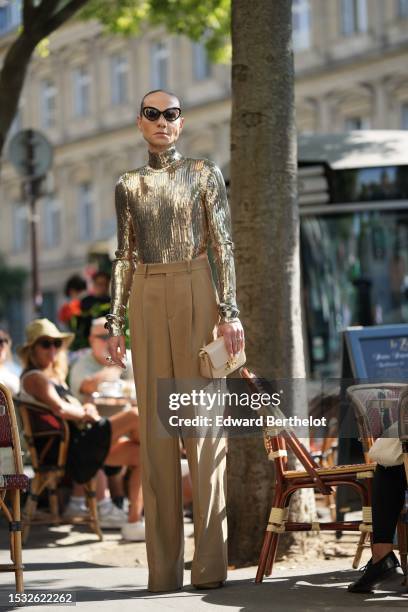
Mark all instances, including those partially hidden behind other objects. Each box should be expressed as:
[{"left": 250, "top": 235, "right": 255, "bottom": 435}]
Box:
[{"left": 148, "top": 146, "right": 183, "bottom": 170}]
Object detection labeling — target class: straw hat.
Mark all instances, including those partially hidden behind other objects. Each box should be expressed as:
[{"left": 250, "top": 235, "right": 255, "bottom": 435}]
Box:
[{"left": 17, "top": 318, "right": 74, "bottom": 358}]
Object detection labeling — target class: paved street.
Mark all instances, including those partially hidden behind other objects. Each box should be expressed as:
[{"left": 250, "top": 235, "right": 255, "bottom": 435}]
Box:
[{"left": 0, "top": 519, "right": 406, "bottom": 611}]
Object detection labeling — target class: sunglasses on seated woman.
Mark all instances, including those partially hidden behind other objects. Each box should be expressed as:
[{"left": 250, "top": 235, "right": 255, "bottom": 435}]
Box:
[
  {"left": 142, "top": 106, "right": 181, "bottom": 122},
  {"left": 37, "top": 338, "right": 63, "bottom": 349}
]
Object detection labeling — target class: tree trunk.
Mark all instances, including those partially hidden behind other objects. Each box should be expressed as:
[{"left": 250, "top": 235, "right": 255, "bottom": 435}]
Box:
[
  {"left": 0, "top": 34, "right": 36, "bottom": 157},
  {"left": 0, "top": 0, "right": 90, "bottom": 160},
  {"left": 228, "top": 0, "right": 316, "bottom": 566}
]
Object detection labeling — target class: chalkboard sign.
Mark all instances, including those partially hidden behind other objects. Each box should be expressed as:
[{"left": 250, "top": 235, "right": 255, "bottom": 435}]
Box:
[
  {"left": 337, "top": 324, "right": 408, "bottom": 522},
  {"left": 343, "top": 324, "right": 408, "bottom": 380}
]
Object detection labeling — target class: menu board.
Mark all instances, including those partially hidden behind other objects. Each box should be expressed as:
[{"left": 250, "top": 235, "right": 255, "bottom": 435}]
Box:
[
  {"left": 337, "top": 324, "right": 408, "bottom": 519},
  {"left": 343, "top": 325, "right": 408, "bottom": 380}
]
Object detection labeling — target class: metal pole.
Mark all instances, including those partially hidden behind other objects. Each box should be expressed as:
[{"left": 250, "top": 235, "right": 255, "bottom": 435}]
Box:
[
  {"left": 28, "top": 187, "right": 42, "bottom": 314},
  {"left": 25, "top": 130, "right": 42, "bottom": 316}
]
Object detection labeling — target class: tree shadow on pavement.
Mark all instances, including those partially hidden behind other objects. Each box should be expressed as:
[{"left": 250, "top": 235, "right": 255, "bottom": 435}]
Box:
[
  {"left": 1, "top": 569, "right": 406, "bottom": 610},
  {"left": 198, "top": 570, "right": 407, "bottom": 612}
]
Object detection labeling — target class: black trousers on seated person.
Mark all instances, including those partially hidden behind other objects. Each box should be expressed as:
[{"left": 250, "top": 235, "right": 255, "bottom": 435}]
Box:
[{"left": 372, "top": 464, "right": 407, "bottom": 544}]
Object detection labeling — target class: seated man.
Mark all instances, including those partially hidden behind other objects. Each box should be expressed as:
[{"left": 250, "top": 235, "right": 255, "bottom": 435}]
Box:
[{"left": 70, "top": 317, "right": 135, "bottom": 403}]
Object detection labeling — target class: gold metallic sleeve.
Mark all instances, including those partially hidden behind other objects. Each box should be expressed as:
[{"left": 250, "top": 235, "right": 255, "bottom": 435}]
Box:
[
  {"left": 105, "top": 177, "right": 138, "bottom": 336},
  {"left": 204, "top": 162, "right": 239, "bottom": 322}
]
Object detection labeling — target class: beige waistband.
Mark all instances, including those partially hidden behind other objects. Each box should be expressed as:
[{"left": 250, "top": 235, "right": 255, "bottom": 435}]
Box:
[{"left": 135, "top": 254, "right": 210, "bottom": 275}]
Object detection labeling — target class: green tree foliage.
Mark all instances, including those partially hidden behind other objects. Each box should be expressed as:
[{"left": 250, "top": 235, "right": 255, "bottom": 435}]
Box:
[
  {"left": 0, "top": 0, "right": 230, "bottom": 160},
  {"left": 79, "top": 0, "right": 231, "bottom": 61}
]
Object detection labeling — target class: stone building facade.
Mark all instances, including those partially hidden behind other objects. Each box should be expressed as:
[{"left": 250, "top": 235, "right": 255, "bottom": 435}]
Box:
[{"left": 0, "top": 0, "right": 407, "bottom": 338}]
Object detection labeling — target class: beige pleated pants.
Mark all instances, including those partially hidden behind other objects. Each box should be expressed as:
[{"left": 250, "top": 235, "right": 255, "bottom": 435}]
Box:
[{"left": 128, "top": 255, "right": 227, "bottom": 592}]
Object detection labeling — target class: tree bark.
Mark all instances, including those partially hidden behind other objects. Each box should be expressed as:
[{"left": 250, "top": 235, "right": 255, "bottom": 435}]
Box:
[
  {"left": 0, "top": 0, "right": 89, "bottom": 159},
  {"left": 0, "top": 34, "right": 36, "bottom": 157},
  {"left": 228, "top": 0, "right": 315, "bottom": 566}
]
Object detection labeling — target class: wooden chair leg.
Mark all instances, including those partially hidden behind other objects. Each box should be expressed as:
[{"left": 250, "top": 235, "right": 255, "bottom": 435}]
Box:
[
  {"left": 23, "top": 475, "right": 41, "bottom": 543},
  {"left": 397, "top": 520, "right": 407, "bottom": 576},
  {"left": 256, "top": 494, "right": 285, "bottom": 582},
  {"left": 265, "top": 493, "right": 291, "bottom": 577},
  {"left": 255, "top": 530, "right": 274, "bottom": 584},
  {"left": 11, "top": 490, "right": 24, "bottom": 593},
  {"left": 48, "top": 476, "right": 60, "bottom": 525},
  {"left": 264, "top": 532, "right": 280, "bottom": 578},
  {"left": 352, "top": 531, "right": 368, "bottom": 569},
  {"left": 85, "top": 480, "right": 103, "bottom": 541},
  {"left": 327, "top": 492, "right": 337, "bottom": 522},
  {"left": 10, "top": 528, "right": 15, "bottom": 564},
  {"left": 351, "top": 480, "right": 372, "bottom": 569}
]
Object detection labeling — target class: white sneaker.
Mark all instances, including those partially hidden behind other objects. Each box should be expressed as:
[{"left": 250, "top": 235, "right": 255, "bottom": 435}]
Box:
[
  {"left": 63, "top": 498, "right": 88, "bottom": 519},
  {"left": 98, "top": 499, "right": 127, "bottom": 529},
  {"left": 121, "top": 519, "right": 145, "bottom": 542}
]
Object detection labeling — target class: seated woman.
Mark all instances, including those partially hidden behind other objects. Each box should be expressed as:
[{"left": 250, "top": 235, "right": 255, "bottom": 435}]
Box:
[
  {"left": 0, "top": 328, "right": 20, "bottom": 395},
  {"left": 18, "top": 318, "right": 144, "bottom": 542},
  {"left": 348, "top": 461, "right": 407, "bottom": 592}
]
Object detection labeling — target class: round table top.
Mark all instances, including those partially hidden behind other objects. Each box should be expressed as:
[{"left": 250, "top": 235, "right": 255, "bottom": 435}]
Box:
[{"left": 92, "top": 396, "right": 138, "bottom": 418}]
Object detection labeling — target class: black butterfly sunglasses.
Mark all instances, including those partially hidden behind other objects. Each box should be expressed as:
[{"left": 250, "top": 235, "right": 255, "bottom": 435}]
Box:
[
  {"left": 142, "top": 106, "right": 181, "bottom": 122},
  {"left": 37, "top": 338, "right": 63, "bottom": 350}
]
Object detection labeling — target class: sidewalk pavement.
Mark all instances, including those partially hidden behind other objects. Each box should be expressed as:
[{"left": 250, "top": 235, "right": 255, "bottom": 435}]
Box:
[{"left": 0, "top": 520, "right": 406, "bottom": 611}]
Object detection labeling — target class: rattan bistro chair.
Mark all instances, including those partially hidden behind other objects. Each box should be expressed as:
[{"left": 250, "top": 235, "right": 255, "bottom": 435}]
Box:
[
  {"left": 239, "top": 370, "right": 376, "bottom": 584},
  {"left": 14, "top": 397, "right": 102, "bottom": 543},
  {"left": 347, "top": 383, "right": 408, "bottom": 574},
  {"left": 400, "top": 386, "right": 408, "bottom": 587},
  {"left": 0, "top": 384, "right": 29, "bottom": 592}
]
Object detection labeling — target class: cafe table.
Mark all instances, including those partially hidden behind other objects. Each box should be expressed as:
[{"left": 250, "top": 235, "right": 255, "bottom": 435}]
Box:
[{"left": 92, "top": 396, "right": 138, "bottom": 419}]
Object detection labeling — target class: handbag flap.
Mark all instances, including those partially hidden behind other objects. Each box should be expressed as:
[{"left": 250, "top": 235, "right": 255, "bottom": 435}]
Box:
[{"left": 202, "top": 337, "right": 230, "bottom": 370}]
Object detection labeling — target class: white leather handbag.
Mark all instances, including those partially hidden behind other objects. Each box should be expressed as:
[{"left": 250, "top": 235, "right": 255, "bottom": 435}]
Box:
[
  {"left": 199, "top": 336, "right": 246, "bottom": 378},
  {"left": 367, "top": 421, "right": 403, "bottom": 467}
]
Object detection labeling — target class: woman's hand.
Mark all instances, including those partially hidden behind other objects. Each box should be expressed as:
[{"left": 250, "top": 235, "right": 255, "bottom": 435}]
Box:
[
  {"left": 82, "top": 403, "right": 101, "bottom": 423},
  {"left": 106, "top": 335, "right": 127, "bottom": 369},
  {"left": 217, "top": 319, "right": 245, "bottom": 358}
]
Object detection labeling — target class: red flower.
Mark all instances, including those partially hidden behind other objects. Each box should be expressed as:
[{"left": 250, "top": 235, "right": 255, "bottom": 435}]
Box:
[{"left": 58, "top": 299, "right": 82, "bottom": 323}]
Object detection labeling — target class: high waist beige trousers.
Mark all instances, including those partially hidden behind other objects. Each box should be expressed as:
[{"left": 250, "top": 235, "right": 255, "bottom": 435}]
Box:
[{"left": 128, "top": 255, "right": 227, "bottom": 592}]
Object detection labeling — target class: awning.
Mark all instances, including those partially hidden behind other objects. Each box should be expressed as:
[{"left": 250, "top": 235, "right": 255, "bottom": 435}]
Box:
[{"left": 298, "top": 130, "right": 408, "bottom": 170}]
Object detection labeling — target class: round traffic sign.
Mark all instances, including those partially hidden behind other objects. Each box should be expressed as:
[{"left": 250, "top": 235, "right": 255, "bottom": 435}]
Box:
[{"left": 8, "top": 129, "right": 53, "bottom": 178}]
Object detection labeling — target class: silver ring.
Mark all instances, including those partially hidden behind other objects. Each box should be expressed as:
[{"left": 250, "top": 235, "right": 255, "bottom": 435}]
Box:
[{"left": 105, "top": 355, "right": 113, "bottom": 362}]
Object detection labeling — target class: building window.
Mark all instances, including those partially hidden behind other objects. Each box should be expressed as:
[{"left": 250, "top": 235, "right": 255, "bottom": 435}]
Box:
[
  {"left": 77, "top": 182, "right": 94, "bottom": 241},
  {"left": 73, "top": 66, "right": 91, "bottom": 117},
  {"left": 0, "top": 0, "right": 21, "bottom": 35},
  {"left": 43, "top": 197, "right": 61, "bottom": 249},
  {"left": 192, "top": 42, "right": 211, "bottom": 80},
  {"left": 42, "top": 291, "right": 57, "bottom": 323},
  {"left": 40, "top": 79, "right": 57, "bottom": 129},
  {"left": 8, "top": 106, "right": 22, "bottom": 140},
  {"left": 401, "top": 103, "right": 408, "bottom": 129},
  {"left": 399, "top": 0, "right": 408, "bottom": 17},
  {"left": 150, "top": 42, "right": 169, "bottom": 90},
  {"left": 293, "top": 0, "right": 311, "bottom": 51},
  {"left": 344, "top": 116, "right": 371, "bottom": 130},
  {"left": 341, "top": 0, "right": 368, "bottom": 36},
  {"left": 12, "top": 203, "right": 28, "bottom": 253},
  {"left": 110, "top": 53, "right": 129, "bottom": 106}
]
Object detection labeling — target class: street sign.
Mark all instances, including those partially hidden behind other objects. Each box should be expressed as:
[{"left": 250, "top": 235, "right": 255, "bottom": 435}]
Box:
[{"left": 8, "top": 129, "right": 52, "bottom": 179}]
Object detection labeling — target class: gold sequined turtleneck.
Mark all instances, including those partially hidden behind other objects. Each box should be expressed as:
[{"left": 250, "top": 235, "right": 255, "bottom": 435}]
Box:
[{"left": 106, "top": 145, "right": 239, "bottom": 336}]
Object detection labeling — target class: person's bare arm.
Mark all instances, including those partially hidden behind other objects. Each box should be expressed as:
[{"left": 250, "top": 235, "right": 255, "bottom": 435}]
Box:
[
  {"left": 79, "top": 365, "right": 123, "bottom": 394},
  {"left": 23, "top": 372, "right": 87, "bottom": 421}
]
